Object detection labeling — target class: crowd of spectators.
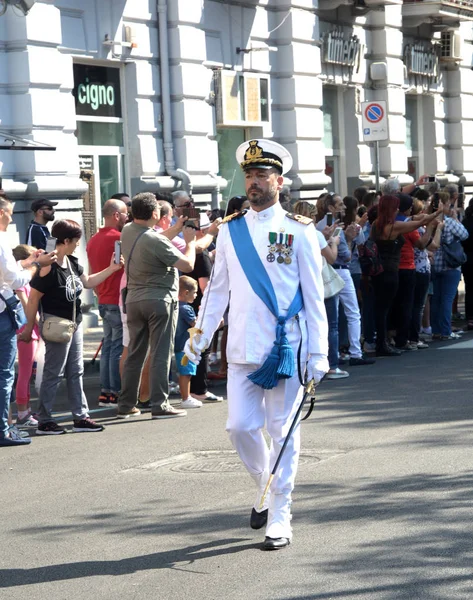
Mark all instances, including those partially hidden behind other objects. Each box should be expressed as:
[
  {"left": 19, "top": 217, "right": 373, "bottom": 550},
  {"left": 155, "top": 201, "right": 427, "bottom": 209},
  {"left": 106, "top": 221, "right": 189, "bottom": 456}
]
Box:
[{"left": 0, "top": 175, "right": 471, "bottom": 445}]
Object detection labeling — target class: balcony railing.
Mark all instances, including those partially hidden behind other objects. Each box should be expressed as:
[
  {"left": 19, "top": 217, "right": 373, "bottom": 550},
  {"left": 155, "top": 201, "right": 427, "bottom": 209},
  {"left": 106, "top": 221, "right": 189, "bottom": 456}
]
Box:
[{"left": 403, "top": 0, "right": 473, "bottom": 23}]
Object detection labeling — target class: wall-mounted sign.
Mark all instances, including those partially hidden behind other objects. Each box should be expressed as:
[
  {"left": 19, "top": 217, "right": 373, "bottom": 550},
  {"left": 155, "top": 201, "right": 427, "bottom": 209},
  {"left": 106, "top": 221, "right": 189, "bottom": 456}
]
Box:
[
  {"left": 321, "top": 29, "right": 362, "bottom": 70},
  {"left": 73, "top": 64, "right": 122, "bottom": 118},
  {"left": 404, "top": 43, "right": 439, "bottom": 80}
]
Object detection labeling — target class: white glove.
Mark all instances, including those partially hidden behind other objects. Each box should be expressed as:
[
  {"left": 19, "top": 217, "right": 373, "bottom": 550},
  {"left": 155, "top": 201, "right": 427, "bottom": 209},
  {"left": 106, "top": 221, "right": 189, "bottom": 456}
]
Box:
[
  {"left": 183, "top": 333, "right": 209, "bottom": 366},
  {"left": 306, "top": 354, "right": 329, "bottom": 385}
]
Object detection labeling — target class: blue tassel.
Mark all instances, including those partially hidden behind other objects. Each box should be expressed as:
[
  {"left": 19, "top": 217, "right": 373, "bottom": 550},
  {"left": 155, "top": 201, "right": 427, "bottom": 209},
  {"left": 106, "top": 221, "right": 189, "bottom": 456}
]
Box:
[
  {"left": 248, "top": 318, "right": 294, "bottom": 389},
  {"left": 248, "top": 344, "right": 281, "bottom": 389}
]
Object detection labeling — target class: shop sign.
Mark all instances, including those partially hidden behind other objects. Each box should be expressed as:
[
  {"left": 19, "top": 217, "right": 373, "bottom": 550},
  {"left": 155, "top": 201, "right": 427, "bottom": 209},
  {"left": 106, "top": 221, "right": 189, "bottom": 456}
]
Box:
[
  {"left": 73, "top": 64, "right": 122, "bottom": 118},
  {"left": 404, "top": 43, "right": 439, "bottom": 80},
  {"left": 321, "top": 29, "right": 362, "bottom": 70}
]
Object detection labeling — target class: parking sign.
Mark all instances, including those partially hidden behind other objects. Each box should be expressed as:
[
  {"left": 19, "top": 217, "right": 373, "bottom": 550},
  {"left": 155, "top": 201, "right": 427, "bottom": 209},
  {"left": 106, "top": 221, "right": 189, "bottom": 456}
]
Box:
[{"left": 361, "top": 101, "right": 389, "bottom": 142}]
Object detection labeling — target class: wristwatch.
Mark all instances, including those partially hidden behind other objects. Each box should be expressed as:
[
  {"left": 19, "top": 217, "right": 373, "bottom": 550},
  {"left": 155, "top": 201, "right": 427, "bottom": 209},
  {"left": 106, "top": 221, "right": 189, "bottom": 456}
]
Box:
[{"left": 31, "top": 261, "right": 41, "bottom": 276}]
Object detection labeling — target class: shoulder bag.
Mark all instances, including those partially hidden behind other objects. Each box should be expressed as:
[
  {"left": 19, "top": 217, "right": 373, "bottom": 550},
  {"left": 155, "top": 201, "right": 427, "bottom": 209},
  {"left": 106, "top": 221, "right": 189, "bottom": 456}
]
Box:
[
  {"left": 442, "top": 233, "right": 467, "bottom": 269},
  {"left": 41, "top": 257, "right": 77, "bottom": 344},
  {"left": 359, "top": 223, "right": 384, "bottom": 277},
  {"left": 322, "top": 257, "right": 345, "bottom": 299},
  {"left": 121, "top": 229, "right": 147, "bottom": 314}
]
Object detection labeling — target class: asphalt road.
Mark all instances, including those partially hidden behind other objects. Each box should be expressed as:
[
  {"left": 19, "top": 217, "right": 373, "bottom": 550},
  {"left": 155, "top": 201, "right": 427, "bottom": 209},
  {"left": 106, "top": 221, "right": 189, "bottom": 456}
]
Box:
[{"left": 1, "top": 333, "right": 473, "bottom": 600}]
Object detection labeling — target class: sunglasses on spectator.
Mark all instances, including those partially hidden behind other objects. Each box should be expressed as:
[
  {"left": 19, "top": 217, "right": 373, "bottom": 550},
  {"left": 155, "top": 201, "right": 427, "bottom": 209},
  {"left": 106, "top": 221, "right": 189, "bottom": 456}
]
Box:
[
  {"left": 40, "top": 207, "right": 54, "bottom": 211},
  {"left": 177, "top": 200, "right": 194, "bottom": 208}
]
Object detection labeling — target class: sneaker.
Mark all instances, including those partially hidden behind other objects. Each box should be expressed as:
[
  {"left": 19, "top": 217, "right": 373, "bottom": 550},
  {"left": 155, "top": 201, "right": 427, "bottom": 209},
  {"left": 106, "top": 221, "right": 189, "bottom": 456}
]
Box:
[
  {"left": 441, "top": 333, "right": 461, "bottom": 340},
  {"left": 325, "top": 368, "right": 349, "bottom": 380},
  {"left": 0, "top": 431, "right": 31, "bottom": 446},
  {"left": 349, "top": 355, "right": 376, "bottom": 366},
  {"left": 36, "top": 422, "right": 66, "bottom": 435},
  {"left": 419, "top": 333, "right": 433, "bottom": 343},
  {"left": 168, "top": 382, "right": 180, "bottom": 395},
  {"left": 395, "top": 344, "right": 417, "bottom": 352},
  {"left": 98, "top": 392, "right": 111, "bottom": 407},
  {"left": 421, "top": 327, "right": 432, "bottom": 335},
  {"left": 9, "top": 425, "right": 30, "bottom": 439},
  {"left": 73, "top": 417, "right": 104, "bottom": 433},
  {"left": 180, "top": 397, "right": 203, "bottom": 409},
  {"left": 363, "top": 341, "right": 376, "bottom": 354},
  {"left": 192, "top": 392, "right": 224, "bottom": 403},
  {"left": 136, "top": 399, "right": 151, "bottom": 412},
  {"left": 151, "top": 406, "right": 187, "bottom": 419},
  {"left": 108, "top": 394, "right": 118, "bottom": 405},
  {"left": 16, "top": 412, "right": 39, "bottom": 428},
  {"left": 338, "top": 353, "right": 350, "bottom": 364},
  {"left": 417, "top": 341, "right": 429, "bottom": 349},
  {"left": 116, "top": 407, "right": 141, "bottom": 419}
]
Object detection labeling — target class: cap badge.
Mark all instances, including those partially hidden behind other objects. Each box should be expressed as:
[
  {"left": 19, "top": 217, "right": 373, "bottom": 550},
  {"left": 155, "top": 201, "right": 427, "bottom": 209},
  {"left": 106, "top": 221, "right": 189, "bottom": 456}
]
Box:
[{"left": 244, "top": 140, "right": 264, "bottom": 162}]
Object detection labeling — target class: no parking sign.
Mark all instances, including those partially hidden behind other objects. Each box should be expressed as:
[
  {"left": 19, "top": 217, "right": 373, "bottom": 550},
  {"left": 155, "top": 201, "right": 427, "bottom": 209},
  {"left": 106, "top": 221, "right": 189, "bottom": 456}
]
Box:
[{"left": 361, "top": 101, "right": 389, "bottom": 142}]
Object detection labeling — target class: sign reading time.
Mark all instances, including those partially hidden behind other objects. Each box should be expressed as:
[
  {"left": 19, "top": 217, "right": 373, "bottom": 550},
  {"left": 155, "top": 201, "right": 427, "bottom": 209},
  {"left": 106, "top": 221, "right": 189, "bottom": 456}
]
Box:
[{"left": 73, "top": 64, "right": 122, "bottom": 118}]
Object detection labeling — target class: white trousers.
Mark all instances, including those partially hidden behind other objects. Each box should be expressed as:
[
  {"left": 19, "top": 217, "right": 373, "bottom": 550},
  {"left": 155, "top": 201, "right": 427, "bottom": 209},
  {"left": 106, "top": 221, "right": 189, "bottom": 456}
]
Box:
[
  {"left": 226, "top": 363, "right": 304, "bottom": 538},
  {"left": 337, "top": 268, "right": 362, "bottom": 358}
]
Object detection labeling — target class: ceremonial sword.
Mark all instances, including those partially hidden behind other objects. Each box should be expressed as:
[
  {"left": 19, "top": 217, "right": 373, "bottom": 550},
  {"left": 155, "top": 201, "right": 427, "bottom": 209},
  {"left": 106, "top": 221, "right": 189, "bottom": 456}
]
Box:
[{"left": 259, "top": 378, "right": 317, "bottom": 510}]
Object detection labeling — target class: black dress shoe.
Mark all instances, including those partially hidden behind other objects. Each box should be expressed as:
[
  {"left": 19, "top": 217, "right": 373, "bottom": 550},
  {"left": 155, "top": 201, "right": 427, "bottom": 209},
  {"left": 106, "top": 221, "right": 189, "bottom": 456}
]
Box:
[
  {"left": 250, "top": 508, "right": 268, "bottom": 530},
  {"left": 262, "top": 536, "right": 291, "bottom": 551}
]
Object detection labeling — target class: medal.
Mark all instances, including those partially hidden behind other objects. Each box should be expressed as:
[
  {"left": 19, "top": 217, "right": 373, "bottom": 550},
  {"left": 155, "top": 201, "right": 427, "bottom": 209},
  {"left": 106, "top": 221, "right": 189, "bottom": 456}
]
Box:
[
  {"left": 267, "top": 232, "right": 277, "bottom": 263},
  {"left": 267, "top": 253, "right": 275, "bottom": 263},
  {"left": 284, "top": 256, "right": 292, "bottom": 265},
  {"left": 277, "top": 255, "right": 285, "bottom": 264}
]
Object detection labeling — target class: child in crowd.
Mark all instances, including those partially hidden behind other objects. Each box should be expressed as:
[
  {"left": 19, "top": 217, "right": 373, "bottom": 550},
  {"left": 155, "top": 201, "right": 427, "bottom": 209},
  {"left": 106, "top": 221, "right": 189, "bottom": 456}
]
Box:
[
  {"left": 12, "top": 244, "right": 41, "bottom": 427},
  {"left": 175, "top": 276, "right": 202, "bottom": 409}
]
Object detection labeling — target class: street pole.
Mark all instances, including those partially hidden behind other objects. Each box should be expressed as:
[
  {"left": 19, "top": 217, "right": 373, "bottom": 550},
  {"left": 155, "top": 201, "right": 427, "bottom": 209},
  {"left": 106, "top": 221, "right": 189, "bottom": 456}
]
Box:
[{"left": 375, "top": 141, "right": 380, "bottom": 192}]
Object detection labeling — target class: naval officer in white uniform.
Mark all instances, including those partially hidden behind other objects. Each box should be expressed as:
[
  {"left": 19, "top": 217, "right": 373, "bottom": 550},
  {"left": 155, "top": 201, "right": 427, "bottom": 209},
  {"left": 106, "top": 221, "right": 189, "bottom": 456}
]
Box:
[{"left": 184, "top": 139, "right": 328, "bottom": 550}]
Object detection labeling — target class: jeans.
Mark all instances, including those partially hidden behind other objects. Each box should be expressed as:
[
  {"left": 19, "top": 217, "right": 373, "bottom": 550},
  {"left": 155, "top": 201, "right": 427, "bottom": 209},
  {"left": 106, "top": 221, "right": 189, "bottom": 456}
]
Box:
[
  {"left": 338, "top": 272, "right": 361, "bottom": 349},
  {"left": 393, "top": 269, "right": 416, "bottom": 348},
  {"left": 98, "top": 304, "right": 123, "bottom": 395},
  {"left": 324, "top": 294, "right": 340, "bottom": 370},
  {"left": 0, "top": 311, "right": 17, "bottom": 438},
  {"left": 409, "top": 271, "right": 430, "bottom": 343},
  {"left": 337, "top": 269, "right": 362, "bottom": 358},
  {"left": 372, "top": 270, "right": 399, "bottom": 351},
  {"left": 38, "top": 320, "right": 89, "bottom": 424},
  {"left": 430, "top": 269, "right": 461, "bottom": 336}
]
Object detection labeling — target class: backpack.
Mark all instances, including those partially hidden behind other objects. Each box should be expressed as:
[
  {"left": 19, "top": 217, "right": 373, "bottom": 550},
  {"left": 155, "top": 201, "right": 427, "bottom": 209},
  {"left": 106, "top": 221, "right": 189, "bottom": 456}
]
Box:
[{"left": 359, "top": 238, "right": 384, "bottom": 277}]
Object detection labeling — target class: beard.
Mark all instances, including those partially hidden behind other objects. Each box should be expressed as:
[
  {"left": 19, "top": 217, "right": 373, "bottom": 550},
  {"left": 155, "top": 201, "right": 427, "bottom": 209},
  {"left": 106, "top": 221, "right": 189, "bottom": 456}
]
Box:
[
  {"left": 44, "top": 212, "right": 55, "bottom": 222},
  {"left": 247, "top": 185, "right": 278, "bottom": 207}
]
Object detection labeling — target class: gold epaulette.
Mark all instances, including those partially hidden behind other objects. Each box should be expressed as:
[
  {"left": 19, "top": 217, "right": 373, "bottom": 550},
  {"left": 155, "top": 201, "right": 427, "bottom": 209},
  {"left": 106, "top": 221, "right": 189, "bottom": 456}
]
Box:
[
  {"left": 285, "top": 213, "right": 313, "bottom": 225},
  {"left": 221, "top": 209, "right": 247, "bottom": 224}
]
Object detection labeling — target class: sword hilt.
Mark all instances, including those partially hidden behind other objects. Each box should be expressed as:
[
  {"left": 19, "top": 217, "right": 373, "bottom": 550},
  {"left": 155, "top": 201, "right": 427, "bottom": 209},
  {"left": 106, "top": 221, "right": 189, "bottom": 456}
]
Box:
[{"left": 181, "top": 327, "right": 203, "bottom": 366}]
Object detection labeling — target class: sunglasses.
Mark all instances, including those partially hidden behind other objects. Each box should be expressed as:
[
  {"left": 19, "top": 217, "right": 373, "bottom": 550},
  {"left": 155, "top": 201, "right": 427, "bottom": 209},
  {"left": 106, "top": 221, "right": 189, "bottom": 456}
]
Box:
[{"left": 40, "top": 206, "right": 54, "bottom": 211}]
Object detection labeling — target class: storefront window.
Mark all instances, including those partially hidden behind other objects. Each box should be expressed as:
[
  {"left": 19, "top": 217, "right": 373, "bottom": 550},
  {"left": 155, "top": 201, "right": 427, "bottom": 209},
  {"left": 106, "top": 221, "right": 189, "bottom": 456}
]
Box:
[
  {"left": 217, "top": 128, "right": 246, "bottom": 205},
  {"left": 77, "top": 122, "right": 123, "bottom": 146},
  {"left": 405, "top": 96, "right": 418, "bottom": 153},
  {"left": 322, "top": 87, "right": 339, "bottom": 151}
]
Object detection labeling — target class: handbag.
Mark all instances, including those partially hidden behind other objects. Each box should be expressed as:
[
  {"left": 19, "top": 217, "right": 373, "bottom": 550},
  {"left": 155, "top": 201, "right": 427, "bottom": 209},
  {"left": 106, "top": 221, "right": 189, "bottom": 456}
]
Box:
[
  {"left": 0, "top": 292, "right": 27, "bottom": 331},
  {"left": 442, "top": 235, "right": 467, "bottom": 269},
  {"left": 322, "top": 258, "right": 345, "bottom": 299},
  {"left": 41, "top": 257, "right": 77, "bottom": 344},
  {"left": 121, "top": 229, "right": 147, "bottom": 314},
  {"left": 358, "top": 238, "right": 384, "bottom": 277}
]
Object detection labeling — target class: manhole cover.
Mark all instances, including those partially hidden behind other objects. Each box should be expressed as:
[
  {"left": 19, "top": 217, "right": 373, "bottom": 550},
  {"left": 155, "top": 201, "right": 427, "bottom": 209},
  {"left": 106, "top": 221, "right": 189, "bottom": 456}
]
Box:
[{"left": 125, "top": 450, "right": 334, "bottom": 474}]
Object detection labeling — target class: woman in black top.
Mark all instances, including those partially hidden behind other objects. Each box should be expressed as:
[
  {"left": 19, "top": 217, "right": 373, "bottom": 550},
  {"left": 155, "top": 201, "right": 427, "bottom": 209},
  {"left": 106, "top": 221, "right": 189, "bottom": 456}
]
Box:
[
  {"left": 20, "top": 219, "right": 123, "bottom": 435},
  {"left": 371, "top": 195, "right": 433, "bottom": 356},
  {"left": 462, "top": 199, "right": 473, "bottom": 329}
]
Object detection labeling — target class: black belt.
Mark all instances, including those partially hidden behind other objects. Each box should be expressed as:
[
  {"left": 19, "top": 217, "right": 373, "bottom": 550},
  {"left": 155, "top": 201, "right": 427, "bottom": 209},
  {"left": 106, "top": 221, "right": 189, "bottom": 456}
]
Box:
[{"left": 332, "top": 265, "right": 349, "bottom": 270}]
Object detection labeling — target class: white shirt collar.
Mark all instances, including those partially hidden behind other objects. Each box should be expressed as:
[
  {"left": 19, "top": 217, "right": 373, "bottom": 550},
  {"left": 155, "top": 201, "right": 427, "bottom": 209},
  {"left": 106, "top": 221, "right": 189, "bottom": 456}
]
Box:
[{"left": 248, "top": 202, "right": 285, "bottom": 221}]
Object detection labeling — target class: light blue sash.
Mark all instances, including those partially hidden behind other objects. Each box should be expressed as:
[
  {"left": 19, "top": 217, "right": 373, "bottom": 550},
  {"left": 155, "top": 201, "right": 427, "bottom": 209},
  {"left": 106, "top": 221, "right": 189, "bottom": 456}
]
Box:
[{"left": 228, "top": 216, "right": 303, "bottom": 389}]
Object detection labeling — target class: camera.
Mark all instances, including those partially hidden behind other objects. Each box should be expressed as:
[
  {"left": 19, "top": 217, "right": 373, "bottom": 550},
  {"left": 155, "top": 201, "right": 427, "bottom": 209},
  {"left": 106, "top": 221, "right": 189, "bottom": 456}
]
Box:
[{"left": 183, "top": 208, "right": 200, "bottom": 229}]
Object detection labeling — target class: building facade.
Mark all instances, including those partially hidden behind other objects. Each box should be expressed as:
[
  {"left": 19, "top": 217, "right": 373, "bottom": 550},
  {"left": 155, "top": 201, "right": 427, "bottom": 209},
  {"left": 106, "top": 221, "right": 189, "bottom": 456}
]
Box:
[{"left": 1, "top": 0, "right": 473, "bottom": 244}]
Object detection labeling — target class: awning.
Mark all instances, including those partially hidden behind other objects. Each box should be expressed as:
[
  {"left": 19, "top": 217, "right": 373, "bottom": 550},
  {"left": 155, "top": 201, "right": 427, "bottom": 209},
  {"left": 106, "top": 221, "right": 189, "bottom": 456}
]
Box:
[{"left": 0, "top": 130, "right": 56, "bottom": 151}]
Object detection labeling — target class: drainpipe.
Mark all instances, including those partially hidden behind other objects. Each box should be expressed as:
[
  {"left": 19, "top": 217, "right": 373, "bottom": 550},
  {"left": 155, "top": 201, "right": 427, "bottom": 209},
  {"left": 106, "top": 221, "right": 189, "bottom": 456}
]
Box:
[
  {"left": 157, "top": 0, "right": 192, "bottom": 194},
  {"left": 208, "top": 172, "right": 221, "bottom": 209}
]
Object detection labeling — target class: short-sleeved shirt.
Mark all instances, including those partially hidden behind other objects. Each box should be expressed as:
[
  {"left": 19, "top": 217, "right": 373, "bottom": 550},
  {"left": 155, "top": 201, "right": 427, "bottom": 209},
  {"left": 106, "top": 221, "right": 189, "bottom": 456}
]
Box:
[
  {"left": 30, "top": 255, "right": 84, "bottom": 324},
  {"left": 121, "top": 222, "right": 183, "bottom": 303},
  {"left": 86, "top": 227, "right": 122, "bottom": 305},
  {"left": 154, "top": 226, "right": 186, "bottom": 253},
  {"left": 175, "top": 301, "right": 196, "bottom": 352},
  {"left": 399, "top": 230, "right": 419, "bottom": 270},
  {"left": 315, "top": 230, "right": 327, "bottom": 251},
  {"left": 414, "top": 227, "right": 431, "bottom": 273}
]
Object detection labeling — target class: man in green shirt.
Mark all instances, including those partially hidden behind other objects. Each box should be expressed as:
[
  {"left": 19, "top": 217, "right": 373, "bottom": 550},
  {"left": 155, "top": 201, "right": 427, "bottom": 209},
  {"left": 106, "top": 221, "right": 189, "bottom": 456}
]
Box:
[{"left": 118, "top": 192, "right": 197, "bottom": 419}]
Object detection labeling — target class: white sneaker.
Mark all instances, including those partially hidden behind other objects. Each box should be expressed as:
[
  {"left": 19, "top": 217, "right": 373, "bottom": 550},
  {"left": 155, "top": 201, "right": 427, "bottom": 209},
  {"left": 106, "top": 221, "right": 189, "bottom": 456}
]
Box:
[
  {"left": 169, "top": 381, "right": 179, "bottom": 395},
  {"left": 180, "top": 397, "right": 203, "bottom": 409},
  {"left": 325, "top": 368, "right": 349, "bottom": 380},
  {"left": 417, "top": 341, "right": 429, "bottom": 349},
  {"left": 192, "top": 392, "right": 223, "bottom": 403}
]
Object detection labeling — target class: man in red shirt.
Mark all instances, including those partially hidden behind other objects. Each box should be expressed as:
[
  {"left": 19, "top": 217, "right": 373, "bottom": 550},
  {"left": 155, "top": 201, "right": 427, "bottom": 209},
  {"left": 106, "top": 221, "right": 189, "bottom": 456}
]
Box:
[{"left": 87, "top": 198, "right": 129, "bottom": 406}]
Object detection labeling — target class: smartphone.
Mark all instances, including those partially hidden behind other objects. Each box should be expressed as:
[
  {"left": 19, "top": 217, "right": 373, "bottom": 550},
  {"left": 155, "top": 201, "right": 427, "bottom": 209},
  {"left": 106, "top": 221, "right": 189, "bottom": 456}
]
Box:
[
  {"left": 333, "top": 227, "right": 342, "bottom": 237},
  {"left": 326, "top": 213, "right": 333, "bottom": 227},
  {"left": 45, "top": 237, "right": 57, "bottom": 253},
  {"left": 114, "top": 240, "right": 121, "bottom": 264},
  {"left": 431, "top": 193, "right": 439, "bottom": 211},
  {"left": 183, "top": 207, "right": 200, "bottom": 229},
  {"left": 428, "top": 176, "right": 436, "bottom": 182}
]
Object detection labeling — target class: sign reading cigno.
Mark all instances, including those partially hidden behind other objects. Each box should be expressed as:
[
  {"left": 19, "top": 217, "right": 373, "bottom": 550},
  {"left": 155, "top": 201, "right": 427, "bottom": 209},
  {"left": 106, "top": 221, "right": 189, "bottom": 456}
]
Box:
[{"left": 73, "top": 64, "right": 122, "bottom": 118}]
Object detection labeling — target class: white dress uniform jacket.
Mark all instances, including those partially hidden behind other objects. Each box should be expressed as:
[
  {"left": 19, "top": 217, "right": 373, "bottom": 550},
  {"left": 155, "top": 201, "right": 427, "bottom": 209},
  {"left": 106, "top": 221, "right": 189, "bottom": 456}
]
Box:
[{"left": 197, "top": 202, "right": 328, "bottom": 373}]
